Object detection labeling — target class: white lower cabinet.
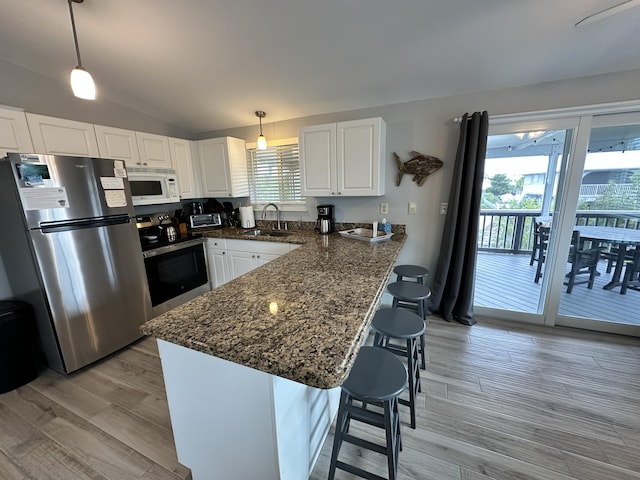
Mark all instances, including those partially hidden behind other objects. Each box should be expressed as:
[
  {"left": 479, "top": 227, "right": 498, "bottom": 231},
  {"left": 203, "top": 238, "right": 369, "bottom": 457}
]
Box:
[
  {"left": 227, "top": 249, "right": 256, "bottom": 280},
  {"left": 158, "top": 339, "right": 340, "bottom": 480},
  {"left": 206, "top": 238, "right": 293, "bottom": 288},
  {"left": 206, "top": 238, "right": 229, "bottom": 289}
]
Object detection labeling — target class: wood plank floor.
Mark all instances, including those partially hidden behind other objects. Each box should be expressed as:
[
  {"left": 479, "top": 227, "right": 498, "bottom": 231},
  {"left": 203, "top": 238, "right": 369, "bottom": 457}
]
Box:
[
  {"left": 0, "top": 338, "right": 191, "bottom": 480},
  {"left": 310, "top": 317, "right": 640, "bottom": 480},
  {"left": 2, "top": 319, "right": 640, "bottom": 480},
  {"left": 475, "top": 252, "right": 640, "bottom": 326}
]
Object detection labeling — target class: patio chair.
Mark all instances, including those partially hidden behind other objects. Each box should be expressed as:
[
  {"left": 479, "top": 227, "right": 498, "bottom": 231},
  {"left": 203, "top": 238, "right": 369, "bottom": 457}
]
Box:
[
  {"left": 620, "top": 248, "right": 640, "bottom": 295},
  {"left": 532, "top": 224, "right": 550, "bottom": 283},
  {"left": 564, "top": 230, "right": 601, "bottom": 294},
  {"left": 530, "top": 221, "right": 547, "bottom": 265},
  {"left": 600, "top": 243, "right": 636, "bottom": 274}
]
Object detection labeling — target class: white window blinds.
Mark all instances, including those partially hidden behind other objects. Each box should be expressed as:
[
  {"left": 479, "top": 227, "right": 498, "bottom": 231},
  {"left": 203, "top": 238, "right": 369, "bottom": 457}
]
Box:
[{"left": 246, "top": 143, "right": 305, "bottom": 205}]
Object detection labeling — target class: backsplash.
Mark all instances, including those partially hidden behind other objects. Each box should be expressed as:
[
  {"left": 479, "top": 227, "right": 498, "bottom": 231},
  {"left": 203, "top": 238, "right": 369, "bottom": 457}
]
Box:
[{"left": 254, "top": 220, "right": 406, "bottom": 234}]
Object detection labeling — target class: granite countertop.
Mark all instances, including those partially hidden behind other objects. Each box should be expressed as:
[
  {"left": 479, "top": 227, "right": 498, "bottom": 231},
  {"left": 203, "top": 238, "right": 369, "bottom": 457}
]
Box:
[{"left": 140, "top": 225, "right": 406, "bottom": 389}]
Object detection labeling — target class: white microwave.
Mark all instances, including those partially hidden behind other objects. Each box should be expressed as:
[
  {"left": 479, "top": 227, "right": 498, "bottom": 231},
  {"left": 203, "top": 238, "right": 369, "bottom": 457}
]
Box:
[{"left": 127, "top": 167, "right": 180, "bottom": 206}]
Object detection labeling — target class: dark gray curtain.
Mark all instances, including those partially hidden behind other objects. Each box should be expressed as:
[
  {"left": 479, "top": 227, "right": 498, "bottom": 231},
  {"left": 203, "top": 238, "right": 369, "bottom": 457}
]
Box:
[{"left": 426, "top": 111, "right": 489, "bottom": 326}]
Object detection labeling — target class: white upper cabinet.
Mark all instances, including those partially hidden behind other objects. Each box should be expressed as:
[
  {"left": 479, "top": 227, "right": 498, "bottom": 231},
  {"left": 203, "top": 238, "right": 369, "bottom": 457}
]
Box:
[
  {"left": 299, "top": 123, "right": 336, "bottom": 196},
  {"left": 196, "top": 136, "right": 249, "bottom": 198},
  {"left": 26, "top": 113, "right": 99, "bottom": 157},
  {"left": 169, "top": 137, "right": 199, "bottom": 199},
  {"left": 0, "top": 107, "right": 33, "bottom": 157},
  {"left": 94, "top": 125, "right": 140, "bottom": 166},
  {"left": 135, "top": 131, "right": 173, "bottom": 168},
  {"left": 300, "top": 117, "right": 386, "bottom": 196}
]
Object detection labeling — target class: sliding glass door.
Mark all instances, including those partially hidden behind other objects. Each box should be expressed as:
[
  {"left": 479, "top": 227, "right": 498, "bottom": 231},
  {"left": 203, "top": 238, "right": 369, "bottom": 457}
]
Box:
[
  {"left": 475, "top": 118, "right": 576, "bottom": 323},
  {"left": 556, "top": 112, "right": 640, "bottom": 335},
  {"left": 474, "top": 112, "right": 640, "bottom": 336}
]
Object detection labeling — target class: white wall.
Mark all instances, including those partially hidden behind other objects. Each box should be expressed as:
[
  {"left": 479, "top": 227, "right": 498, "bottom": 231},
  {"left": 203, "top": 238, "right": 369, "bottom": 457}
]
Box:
[
  {"left": 0, "top": 59, "right": 190, "bottom": 138},
  {"left": 196, "top": 69, "right": 640, "bottom": 274},
  {"left": 1, "top": 68, "right": 639, "bottom": 299}
]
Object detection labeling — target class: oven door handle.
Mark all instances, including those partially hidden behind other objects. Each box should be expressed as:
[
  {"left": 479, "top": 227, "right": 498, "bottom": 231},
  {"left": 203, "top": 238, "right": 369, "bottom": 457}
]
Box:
[{"left": 142, "top": 238, "right": 205, "bottom": 258}]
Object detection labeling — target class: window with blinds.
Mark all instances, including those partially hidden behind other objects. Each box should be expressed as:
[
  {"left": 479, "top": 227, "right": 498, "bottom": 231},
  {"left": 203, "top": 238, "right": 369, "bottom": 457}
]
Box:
[{"left": 246, "top": 143, "right": 306, "bottom": 206}]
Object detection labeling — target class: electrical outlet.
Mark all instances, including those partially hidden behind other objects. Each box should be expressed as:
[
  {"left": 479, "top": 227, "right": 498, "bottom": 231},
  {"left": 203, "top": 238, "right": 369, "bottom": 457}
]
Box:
[
  {"left": 380, "top": 202, "right": 388, "bottom": 215},
  {"left": 440, "top": 203, "right": 448, "bottom": 215},
  {"left": 408, "top": 202, "right": 417, "bottom": 215}
]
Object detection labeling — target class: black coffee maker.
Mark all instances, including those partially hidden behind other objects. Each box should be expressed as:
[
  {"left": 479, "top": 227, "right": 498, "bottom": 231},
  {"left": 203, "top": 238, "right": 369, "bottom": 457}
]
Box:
[{"left": 316, "top": 205, "right": 335, "bottom": 234}]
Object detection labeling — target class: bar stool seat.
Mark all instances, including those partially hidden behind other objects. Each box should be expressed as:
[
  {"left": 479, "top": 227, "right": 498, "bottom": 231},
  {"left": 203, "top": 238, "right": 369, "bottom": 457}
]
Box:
[
  {"left": 393, "top": 264, "right": 429, "bottom": 284},
  {"left": 387, "top": 281, "right": 430, "bottom": 369},
  {"left": 329, "top": 346, "right": 408, "bottom": 480},
  {"left": 387, "top": 281, "right": 431, "bottom": 319},
  {"left": 371, "top": 308, "right": 425, "bottom": 429}
]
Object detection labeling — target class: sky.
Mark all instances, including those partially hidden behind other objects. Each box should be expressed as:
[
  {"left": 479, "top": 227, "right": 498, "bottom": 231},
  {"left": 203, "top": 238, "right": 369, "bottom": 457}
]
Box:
[{"left": 484, "top": 151, "right": 640, "bottom": 180}]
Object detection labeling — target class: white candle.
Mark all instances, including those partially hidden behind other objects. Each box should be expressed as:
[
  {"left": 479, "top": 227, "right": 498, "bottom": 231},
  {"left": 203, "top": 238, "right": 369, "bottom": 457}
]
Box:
[{"left": 372, "top": 221, "right": 378, "bottom": 237}]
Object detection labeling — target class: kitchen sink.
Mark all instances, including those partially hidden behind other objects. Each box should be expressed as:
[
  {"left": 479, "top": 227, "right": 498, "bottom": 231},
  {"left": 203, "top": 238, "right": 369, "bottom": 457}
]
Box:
[{"left": 243, "top": 229, "right": 293, "bottom": 237}]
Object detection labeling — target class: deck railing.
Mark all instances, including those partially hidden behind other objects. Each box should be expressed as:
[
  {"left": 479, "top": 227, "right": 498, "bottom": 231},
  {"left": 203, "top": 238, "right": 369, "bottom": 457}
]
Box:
[
  {"left": 478, "top": 210, "right": 640, "bottom": 253},
  {"left": 579, "top": 183, "right": 636, "bottom": 200}
]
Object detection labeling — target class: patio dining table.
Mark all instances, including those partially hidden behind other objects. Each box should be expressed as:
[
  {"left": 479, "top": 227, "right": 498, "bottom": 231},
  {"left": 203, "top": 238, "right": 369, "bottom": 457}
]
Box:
[{"left": 575, "top": 225, "right": 640, "bottom": 290}]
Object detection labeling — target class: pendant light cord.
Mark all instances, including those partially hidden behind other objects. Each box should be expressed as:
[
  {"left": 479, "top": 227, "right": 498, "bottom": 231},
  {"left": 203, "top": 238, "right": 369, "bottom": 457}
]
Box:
[{"left": 68, "top": 0, "right": 83, "bottom": 68}]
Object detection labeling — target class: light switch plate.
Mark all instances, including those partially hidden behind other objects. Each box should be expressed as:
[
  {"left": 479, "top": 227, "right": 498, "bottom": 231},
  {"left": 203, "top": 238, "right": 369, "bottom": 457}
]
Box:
[
  {"left": 380, "top": 203, "right": 388, "bottom": 215},
  {"left": 440, "top": 203, "right": 448, "bottom": 215},
  {"left": 408, "top": 202, "right": 417, "bottom": 215}
]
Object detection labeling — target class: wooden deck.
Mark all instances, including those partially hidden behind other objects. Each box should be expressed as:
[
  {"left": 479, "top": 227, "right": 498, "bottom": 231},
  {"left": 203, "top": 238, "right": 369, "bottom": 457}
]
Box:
[{"left": 475, "top": 252, "right": 640, "bottom": 326}]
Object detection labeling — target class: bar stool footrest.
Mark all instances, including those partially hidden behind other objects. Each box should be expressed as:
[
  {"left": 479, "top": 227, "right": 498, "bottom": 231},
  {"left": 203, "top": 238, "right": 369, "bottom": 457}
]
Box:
[
  {"left": 341, "top": 433, "right": 389, "bottom": 456},
  {"left": 346, "top": 404, "right": 386, "bottom": 428},
  {"left": 335, "top": 461, "right": 389, "bottom": 480}
]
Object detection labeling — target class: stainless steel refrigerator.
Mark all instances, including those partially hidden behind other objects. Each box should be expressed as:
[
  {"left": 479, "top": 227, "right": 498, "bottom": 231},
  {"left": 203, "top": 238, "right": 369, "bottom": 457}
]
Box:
[{"left": 0, "top": 153, "right": 151, "bottom": 373}]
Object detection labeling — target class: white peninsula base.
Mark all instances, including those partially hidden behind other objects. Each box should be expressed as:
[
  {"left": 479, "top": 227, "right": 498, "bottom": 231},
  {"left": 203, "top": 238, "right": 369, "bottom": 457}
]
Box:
[{"left": 157, "top": 339, "right": 341, "bottom": 480}]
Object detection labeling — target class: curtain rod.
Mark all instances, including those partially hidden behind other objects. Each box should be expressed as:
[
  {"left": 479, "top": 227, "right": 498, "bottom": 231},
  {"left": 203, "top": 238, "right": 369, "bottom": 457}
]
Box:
[{"left": 452, "top": 99, "right": 640, "bottom": 125}]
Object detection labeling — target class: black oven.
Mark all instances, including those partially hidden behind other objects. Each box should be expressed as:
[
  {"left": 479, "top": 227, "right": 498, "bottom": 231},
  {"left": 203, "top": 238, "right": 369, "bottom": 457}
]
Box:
[{"left": 142, "top": 238, "right": 210, "bottom": 316}]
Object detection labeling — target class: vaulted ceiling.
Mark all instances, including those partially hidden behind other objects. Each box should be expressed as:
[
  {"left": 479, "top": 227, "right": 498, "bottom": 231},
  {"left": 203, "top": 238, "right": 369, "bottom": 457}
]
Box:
[{"left": 2, "top": 0, "right": 640, "bottom": 135}]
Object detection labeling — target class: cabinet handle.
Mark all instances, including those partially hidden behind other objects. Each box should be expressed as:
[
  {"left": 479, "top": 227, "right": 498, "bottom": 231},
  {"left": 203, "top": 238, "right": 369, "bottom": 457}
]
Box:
[
  {"left": 331, "top": 192, "right": 335, "bottom": 195},
  {"left": 338, "top": 192, "right": 342, "bottom": 195},
  {"left": 257, "top": 255, "right": 261, "bottom": 258}
]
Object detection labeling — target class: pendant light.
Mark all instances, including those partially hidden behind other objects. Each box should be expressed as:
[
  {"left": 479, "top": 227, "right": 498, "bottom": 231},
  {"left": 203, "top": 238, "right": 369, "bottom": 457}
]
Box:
[
  {"left": 255, "top": 111, "right": 267, "bottom": 150},
  {"left": 68, "top": 0, "right": 96, "bottom": 100}
]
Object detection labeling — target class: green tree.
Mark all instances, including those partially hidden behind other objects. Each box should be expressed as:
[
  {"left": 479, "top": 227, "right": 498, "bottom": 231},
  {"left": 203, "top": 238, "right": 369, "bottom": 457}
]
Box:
[
  {"left": 486, "top": 174, "right": 514, "bottom": 197},
  {"left": 590, "top": 170, "right": 640, "bottom": 210},
  {"left": 508, "top": 197, "right": 542, "bottom": 209},
  {"left": 515, "top": 176, "right": 525, "bottom": 194}
]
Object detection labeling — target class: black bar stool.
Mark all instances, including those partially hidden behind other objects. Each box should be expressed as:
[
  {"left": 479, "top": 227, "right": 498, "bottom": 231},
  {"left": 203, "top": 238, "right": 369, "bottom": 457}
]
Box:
[
  {"left": 371, "top": 308, "right": 424, "bottom": 429},
  {"left": 387, "top": 281, "right": 430, "bottom": 369},
  {"left": 328, "top": 346, "right": 408, "bottom": 480},
  {"left": 393, "top": 264, "right": 429, "bottom": 284}
]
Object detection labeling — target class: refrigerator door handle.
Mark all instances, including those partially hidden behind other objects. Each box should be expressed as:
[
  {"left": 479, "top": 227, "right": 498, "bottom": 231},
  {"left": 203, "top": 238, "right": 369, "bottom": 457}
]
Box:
[{"left": 40, "top": 215, "right": 131, "bottom": 233}]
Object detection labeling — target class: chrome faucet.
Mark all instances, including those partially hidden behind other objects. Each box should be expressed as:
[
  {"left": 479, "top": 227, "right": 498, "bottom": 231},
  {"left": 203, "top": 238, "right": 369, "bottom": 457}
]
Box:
[{"left": 261, "top": 203, "right": 281, "bottom": 230}]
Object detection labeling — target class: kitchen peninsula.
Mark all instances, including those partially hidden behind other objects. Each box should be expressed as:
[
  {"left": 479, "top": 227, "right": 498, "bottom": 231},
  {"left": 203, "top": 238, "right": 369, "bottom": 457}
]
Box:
[{"left": 141, "top": 227, "right": 405, "bottom": 480}]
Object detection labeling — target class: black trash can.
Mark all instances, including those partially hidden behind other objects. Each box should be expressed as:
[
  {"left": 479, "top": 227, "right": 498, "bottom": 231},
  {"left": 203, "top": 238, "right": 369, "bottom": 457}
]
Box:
[{"left": 0, "top": 300, "right": 38, "bottom": 394}]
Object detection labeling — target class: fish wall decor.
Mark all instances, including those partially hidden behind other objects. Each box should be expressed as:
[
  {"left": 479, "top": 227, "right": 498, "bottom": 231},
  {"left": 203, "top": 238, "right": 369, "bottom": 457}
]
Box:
[{"left": 393, "top": 151, "right": 443, "bottom": 186}]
